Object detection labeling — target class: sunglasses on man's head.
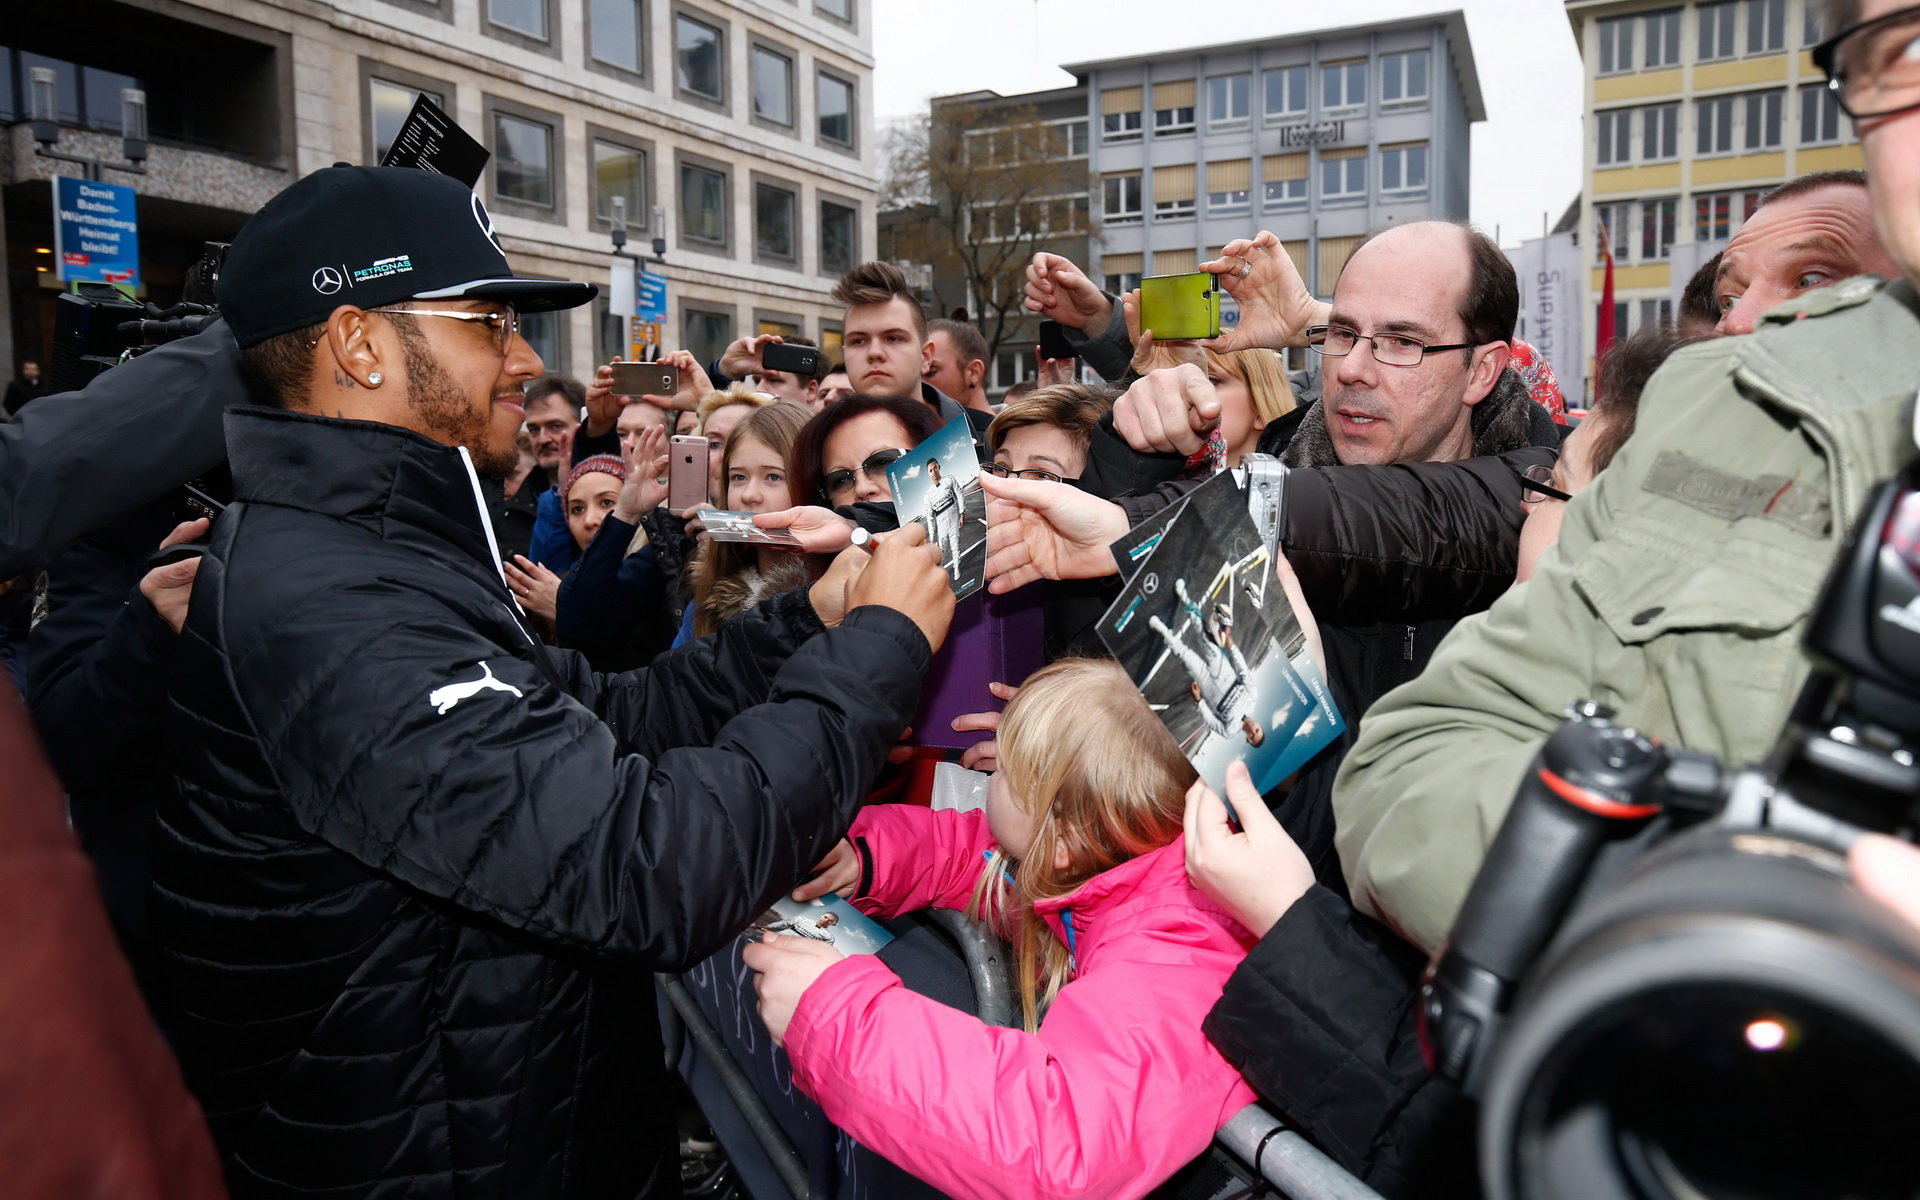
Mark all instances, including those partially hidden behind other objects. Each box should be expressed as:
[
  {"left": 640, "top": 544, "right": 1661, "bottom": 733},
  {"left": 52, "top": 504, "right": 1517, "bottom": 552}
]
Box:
[{"left": 821, "top": 448, "right": 908, "bottom": 500}]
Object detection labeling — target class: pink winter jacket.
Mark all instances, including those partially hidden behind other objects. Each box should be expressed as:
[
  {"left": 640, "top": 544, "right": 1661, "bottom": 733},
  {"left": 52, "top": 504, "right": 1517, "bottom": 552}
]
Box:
[{"left": 783, "top": 804, "right": 1260, "bottom": 1200}]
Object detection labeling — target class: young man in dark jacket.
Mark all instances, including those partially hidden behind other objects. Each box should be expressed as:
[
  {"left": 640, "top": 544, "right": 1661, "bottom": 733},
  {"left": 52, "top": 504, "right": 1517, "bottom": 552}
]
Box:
[{"left": 154, "top": 165, "right": 956, "bottom": 1199}]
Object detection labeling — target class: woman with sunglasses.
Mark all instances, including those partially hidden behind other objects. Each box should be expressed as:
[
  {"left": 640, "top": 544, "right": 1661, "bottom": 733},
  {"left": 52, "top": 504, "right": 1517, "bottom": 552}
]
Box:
[{"left": 788, "top": 395, "right": 944, "bottom": 512}]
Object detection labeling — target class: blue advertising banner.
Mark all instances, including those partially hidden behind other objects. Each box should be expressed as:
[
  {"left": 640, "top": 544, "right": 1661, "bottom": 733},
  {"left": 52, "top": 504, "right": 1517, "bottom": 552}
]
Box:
[
  {"left": 638, "top": 269, "right": 667, "bottom": 322},
  {"left": 53, "top": 176, "right": 141, "bottom": 290}
]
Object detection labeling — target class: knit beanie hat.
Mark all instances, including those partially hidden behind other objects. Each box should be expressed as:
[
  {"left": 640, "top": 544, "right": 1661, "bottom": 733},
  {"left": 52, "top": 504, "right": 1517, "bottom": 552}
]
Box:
[{"left": 563, "top": 454, "right": 628, "bottom": 496}]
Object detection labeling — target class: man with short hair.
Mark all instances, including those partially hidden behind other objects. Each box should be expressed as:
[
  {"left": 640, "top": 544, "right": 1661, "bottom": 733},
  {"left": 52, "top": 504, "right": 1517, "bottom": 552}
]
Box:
[
  {"left": 925, "top": 318, "right": 992, "bottom": 414},
  {"left": 3, "top": 360, "right": 48, "bottom": 416},
  {"left": 521, "top": 374, "right": 582, "bottom": 490},
  {"left": 1336, "top": 0, "right": 1920, "bottom": 953},
  {"left": 831, "top": 261, "right": 991, "bottom": 437},
  {"left": 818, "top": 363, "right": 854, "bottom": 404},
  {"left": 1709, "top": 168, "right": 1896, "bottom": 335},
  {"left": 156, "top": 165, "right": 954, "bottom": 1198}
]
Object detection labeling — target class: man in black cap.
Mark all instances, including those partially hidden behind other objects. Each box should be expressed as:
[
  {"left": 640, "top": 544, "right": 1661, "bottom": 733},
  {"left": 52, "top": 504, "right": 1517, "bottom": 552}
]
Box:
[{"left": 154, "top": 166, "right": 955, "bottom": 1198}]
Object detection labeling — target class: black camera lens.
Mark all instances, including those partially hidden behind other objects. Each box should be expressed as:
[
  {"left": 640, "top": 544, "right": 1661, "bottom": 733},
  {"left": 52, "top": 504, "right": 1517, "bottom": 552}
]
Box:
[{"left": 1521, "top": 984, "right": 1920, "bottom": 1198}]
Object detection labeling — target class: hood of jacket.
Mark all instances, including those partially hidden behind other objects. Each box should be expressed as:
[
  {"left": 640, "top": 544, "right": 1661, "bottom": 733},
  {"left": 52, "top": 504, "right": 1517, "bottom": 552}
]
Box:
[
  {"left": 1032, "top": 836, "right": 1251, "bottom": 972},
  {"left": 1279, "top": 366, "right": 1558, "bottom": 468},
  {"left": 697, "top": 553, "right": 812, "bottom": 629}
]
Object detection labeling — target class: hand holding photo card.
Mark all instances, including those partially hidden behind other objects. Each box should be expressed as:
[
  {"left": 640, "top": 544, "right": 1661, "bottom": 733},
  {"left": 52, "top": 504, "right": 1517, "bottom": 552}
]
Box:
[
  {"left": 702, "top": 509, "right": 803, "bottom": 547},
  {"left": 886, "top": 415, "right": 988, "bottom": 600},
  {"left": 748, "top": 894, "right": 893, "bottom": 956},
  {"left": 1097, "top": 471, "right": 1343, "bottom": 811}
]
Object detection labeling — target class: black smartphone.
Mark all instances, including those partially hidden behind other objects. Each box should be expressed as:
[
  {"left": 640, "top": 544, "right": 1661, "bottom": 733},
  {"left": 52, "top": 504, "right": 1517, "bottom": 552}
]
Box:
[
  {"left": 609, "top": 361, "right": 678, "bottom": 396},
  {"left": 1037, "top": 320, "right": 1077, "bottom": 360},
  {"left": 761, "top": 341, "right": 822, "bottom": 376}
]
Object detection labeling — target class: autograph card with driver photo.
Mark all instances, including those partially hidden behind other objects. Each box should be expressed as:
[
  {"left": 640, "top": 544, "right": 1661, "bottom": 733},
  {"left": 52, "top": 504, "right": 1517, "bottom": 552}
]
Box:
[
  {"left": 701, "top": 510, "right": 803, "bottom": 547},
  {"left": 747, "top": 894, "right": 893, "bottom": 956},
  {"left": 1097, "top": 475, "right": 1343, "bottom": 799},
  {"left": 886, "top": 415, "right": 988, "bottom": 600}
]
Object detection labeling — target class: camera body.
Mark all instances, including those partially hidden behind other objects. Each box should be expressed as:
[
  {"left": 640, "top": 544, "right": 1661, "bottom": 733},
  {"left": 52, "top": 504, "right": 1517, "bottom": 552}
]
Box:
[
  {"left": 1424, "top": 463, "right": 1920, "bottom": 1199},
  {"left": 49, "top": 241, "right": 227, "bottom": 392}
]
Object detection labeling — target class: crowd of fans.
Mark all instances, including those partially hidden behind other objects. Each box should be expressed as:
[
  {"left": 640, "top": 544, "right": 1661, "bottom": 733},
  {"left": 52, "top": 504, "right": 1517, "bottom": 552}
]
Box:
[{"left": 6, "top": 2, "right": 1920, "bottom": 1196}]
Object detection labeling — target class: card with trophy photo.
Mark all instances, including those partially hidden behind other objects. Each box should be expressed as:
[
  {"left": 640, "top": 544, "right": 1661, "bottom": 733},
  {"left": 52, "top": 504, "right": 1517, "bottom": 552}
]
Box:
[
  {"left": 747, "top": 894, "right": 893, "bottom": 956},
  {"left": 886, "top": 415, "right": 988, "bottom": 600}
]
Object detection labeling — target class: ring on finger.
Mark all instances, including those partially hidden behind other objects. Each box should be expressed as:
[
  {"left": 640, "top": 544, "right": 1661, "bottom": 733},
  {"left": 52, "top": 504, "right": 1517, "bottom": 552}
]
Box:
[{"left": 1236, "top": 261, "right": 1252, "bottom": 279}]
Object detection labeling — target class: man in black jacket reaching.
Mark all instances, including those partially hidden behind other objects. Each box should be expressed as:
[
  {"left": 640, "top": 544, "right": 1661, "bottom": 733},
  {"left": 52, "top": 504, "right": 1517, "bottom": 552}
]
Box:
[{"left": 154, "top": 165, "right": 955, "bottom": 1198}]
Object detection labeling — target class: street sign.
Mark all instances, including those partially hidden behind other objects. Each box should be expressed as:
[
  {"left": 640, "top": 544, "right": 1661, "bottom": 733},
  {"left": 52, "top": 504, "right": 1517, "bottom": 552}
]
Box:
[
  {"left": 638, "top": 270, "right": 667, "bottom": 322},
  {"left": 53, "top": 175, "right": 140, "bottom": 290}
]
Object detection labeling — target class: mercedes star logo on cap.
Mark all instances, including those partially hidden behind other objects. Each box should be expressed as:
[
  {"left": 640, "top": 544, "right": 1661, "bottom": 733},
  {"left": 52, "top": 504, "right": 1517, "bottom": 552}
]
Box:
[{"left": 312, "top": 266, "right": 345, "bottom": 295}]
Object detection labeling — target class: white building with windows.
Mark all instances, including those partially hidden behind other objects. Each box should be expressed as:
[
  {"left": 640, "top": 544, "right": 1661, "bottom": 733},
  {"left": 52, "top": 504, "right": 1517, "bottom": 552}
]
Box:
[
  {"left": 1, "top": 0, "right": 878, "bottom": 376},
  {"left": 1072, "top": 13, "right": 1484, "bottom": 350}
]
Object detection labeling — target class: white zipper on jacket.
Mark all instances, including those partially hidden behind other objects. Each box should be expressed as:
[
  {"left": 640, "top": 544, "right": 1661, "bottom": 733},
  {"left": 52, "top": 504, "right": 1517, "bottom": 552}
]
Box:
[{"left": 457, "top": 445, "right": 542, "bottom": 649}]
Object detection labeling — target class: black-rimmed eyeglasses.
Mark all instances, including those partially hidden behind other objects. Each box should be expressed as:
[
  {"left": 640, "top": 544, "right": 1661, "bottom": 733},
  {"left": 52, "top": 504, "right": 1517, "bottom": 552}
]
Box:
[
  {"left": 982, "top": 462, "right": 1080, "bottom": 486},
  {"left": 1305, "top": 324, "right": 1478, "bottom": 368},
  {"left": 1516, "top": 463, "right": 1573, "bottom": 504},
  {"left": 1813, "top": 4, "right": 1920, "bottom": 120}
]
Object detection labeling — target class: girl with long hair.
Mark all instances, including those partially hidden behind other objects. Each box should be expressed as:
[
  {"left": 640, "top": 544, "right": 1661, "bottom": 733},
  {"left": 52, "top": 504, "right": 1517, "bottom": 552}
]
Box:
[
  {"left": 676, "top": 400, "right": 813, "bottom": 644},
  {"left": 744, "top": 658, "right": 1260, "bottom": 1200}
]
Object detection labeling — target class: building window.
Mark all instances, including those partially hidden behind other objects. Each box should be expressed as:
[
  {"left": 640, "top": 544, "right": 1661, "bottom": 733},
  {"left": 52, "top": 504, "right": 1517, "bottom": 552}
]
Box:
[
  {"left": 1153, "top": 82, "right": 1196, "bottom": 136},
  {"left": 680, "top": 161, "right": 727, "bottom": 246},
  {"left": 592, "top": 138, "right": 646, "bottom": 223},
  {"left": 1102, "top": 254, "right": 1143, "bottom": 294},
  {"left": 1638, "top": 298, "right": 1674, "bottom": 329},
  {"left": 1596, "top": 108, "right": 1632, "bottom": 166},
  {"left": 1264, "top": 66, "right": 1308, "bottom": 122},
  {"left": 1598, "top": 16, "right": 1635, "bottom": 75},
  {"left": 818, "top": 72, "right": 855, "bottom": 147},
  {"left": 992, "top": 347, "right": 1028, "bottom": 391},
  {"left": 750, "top": 45, "right": 793, "bottom": 126},
  {"left": 754, "top": 181, "right": 796, "bottom": 261},
  {"left": 1803, "top": 3, "right": 1826, "bottom": 46},
  {"left": 815, "top": 0, "right": 851, "bottom": 22},
  {"left": 1103, "top": 173, "right": 1142, "bottom": 224},
  {"left": 493, "top": 111, "right": 554, "bottom": 206},
  {"left": 1695, "top": 189, "right": 1765, "bottom": 240},
  {"left": 1153, "top": 164, "right": 1196, "bottom": 220},
  {"left": 1321, "top": 59, "right": 1366, "bottom": 113},
  {"left": 1644, "top": 102, "right": 1678, "bottom": 159},
  {"left": 1380, "top": 50, "right": 1429, "bottom": 106},
  {"left": 1208, "top": 74, "right": 1250, "bottom": 128},
  {"left": 1643, "top": 8, "right": 1682, "bottom": 67},
  {"left": 1699, "top": 1, "right": 1737, "bottom": 60},
  {"left": 675, "top": 14, "right": 724, "bottom": 102},
  {"left": 1057, "top": 120, "right": 1089, "bottom": 157},
  {"left": 1380, "top": 141, "right": 1428, "bottom": 195},
  {"left": 1102, "top": 86, "right": 1144, "bottom": 142},
  {"left": 683, "top": 307, "right": 733, "bottom": 368},
  {"left": 1744, "top": 0, "right": 1785, "bottom": 53},
  {"left": 1320, "top": 147, "right": 1366, "bottom": 203},
  {"left": 521, "top": 306, "right": 563, "bottom": 371},
  {"left": 1594, "top": 200, "right": 1634, "bottom": 263},
  {"left": 589, "top": 0, "right": 643, "bottom": 73},
  {"left": 1800, "top": 85, "right": 1844, "bottom": 145},
  {"left": 1744, "top": 88, "right": 1784, "bottom": 150},
  {"left": 1697, "top": 94, "right": 1736, "bottom": 155},
  {"left": 488, "top": 0, "right": 547, "bottom": 39},
  {"left": 1207, "top": 159, "right": 1252, "bottom": 216},
  {"left": 370, "top": 78, "right": 443, "bottom": 162},
  {"left": 1263, "top": 152, "right": 1309, "bottom": 211},
  {"left": 1640, "top": 197, "right": 1677, "bottom": 260},
  {"left": 820, "top": 200, "right": 857, "bottom": 274}
]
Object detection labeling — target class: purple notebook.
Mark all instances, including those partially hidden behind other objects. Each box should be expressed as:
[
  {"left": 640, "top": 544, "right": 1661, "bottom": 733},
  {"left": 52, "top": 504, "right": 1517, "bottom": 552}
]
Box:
[{"left": 911, "top": 585, "right": 1046, "bottom": 751}]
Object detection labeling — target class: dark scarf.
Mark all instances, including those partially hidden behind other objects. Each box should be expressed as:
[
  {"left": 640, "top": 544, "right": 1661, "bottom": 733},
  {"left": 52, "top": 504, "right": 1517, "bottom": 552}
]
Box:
[{"left": 1279, "top": 367, "right": 1549, "bottom": 468}]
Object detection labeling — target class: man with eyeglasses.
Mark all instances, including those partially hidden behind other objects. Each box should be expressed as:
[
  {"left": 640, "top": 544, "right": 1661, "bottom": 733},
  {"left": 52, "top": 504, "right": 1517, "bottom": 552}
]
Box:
[
  {"left": 150, "top": 166, "right": 956, "bottom": 1198},
  {"left": 1336, "top": 0, "right": 1920, "bottom": 956}
]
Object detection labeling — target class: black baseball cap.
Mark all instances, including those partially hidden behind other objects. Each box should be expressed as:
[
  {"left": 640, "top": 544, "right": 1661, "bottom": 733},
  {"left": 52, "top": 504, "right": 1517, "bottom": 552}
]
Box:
[{"left": 219, "top": 165, "right": 596, "bottom": 349}]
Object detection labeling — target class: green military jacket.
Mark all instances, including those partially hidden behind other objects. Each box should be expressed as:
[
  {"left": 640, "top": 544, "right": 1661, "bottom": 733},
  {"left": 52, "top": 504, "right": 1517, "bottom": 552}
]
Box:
[{"left": 1334, "top": 275, "right": 1920, "bottom": 952}]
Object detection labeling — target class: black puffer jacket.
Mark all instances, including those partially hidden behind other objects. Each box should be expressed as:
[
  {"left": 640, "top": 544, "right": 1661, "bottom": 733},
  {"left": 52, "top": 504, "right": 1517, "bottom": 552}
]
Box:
[{"left": 155, "top": 408, "right": 930, "bottom": 1198}]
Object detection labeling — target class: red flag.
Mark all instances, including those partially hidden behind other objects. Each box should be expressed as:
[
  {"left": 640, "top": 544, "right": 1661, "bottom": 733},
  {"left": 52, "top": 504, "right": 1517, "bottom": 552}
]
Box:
[{"left": 1595, "top": 218, "right": 1617, "bottom": 396}]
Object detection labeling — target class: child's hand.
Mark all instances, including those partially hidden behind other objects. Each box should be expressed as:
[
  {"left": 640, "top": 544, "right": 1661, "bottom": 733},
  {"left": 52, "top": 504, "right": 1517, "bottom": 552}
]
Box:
[
  {"left": 793, "top": 839, "right": 859, "bottom": 901},
  {"left": 743, "top": 934, "right": 846, "bottom": 1047},
  {"left": 1183, "top": 760, "right": 1315, "bottom": 939},
  {"left": 952, "top": 681, "right": 1019, "bottom": 772}
]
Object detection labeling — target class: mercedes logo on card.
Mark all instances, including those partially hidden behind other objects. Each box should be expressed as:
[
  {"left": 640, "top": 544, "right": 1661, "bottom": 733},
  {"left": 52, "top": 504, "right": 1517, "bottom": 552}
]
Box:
[
  {"left": 312, "top": 266, "right": 344, "bottom": 294},
  {"left": 471, "top": 194, "right": 503, "bottom": 253},
  {"left": 1143, "top": 573, "right": 1159, "bottom": 596}
]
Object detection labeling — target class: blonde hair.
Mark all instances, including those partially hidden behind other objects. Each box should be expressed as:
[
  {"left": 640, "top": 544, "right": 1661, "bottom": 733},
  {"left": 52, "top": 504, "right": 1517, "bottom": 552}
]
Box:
[
  {"left": 696, "top": 381, "right": 778, "bottom": 432},
  {"left": 1209, "top": 347, "right": 1295, "bottom": 426},
  {"left": 966, "top": 659, "right": 1196, "bottom": 1030},
  {"left": 689, "top": 400, "right": 813, "bottom": 637}
]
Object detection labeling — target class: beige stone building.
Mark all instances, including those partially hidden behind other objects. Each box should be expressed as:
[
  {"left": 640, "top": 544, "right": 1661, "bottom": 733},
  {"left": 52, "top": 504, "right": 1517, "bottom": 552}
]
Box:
[{"left": 1, "top": 0, "right": 878, "bottom": 378}]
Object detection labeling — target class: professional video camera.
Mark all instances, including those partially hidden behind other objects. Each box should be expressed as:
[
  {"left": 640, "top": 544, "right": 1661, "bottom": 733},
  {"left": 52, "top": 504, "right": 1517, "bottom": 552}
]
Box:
[
  {"left": 1422, "top": 462, "right": 1920, "bottom": 1200},
  {"left": 48, "top": 240, "right": 226, "bottom": 392}
]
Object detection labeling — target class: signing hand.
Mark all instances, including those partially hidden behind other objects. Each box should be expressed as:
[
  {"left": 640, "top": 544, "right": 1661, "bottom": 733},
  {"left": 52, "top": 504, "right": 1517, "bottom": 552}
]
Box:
[
  {"left": 744, "top": 933, "right": 847, "bottom": 1047},
  {"left": 504, "top": 555, "right": 562, "bottom": 626},
  {"left": 807, "top": 541, "right": 873, "bottom": 628},
  {"left": 1024, "top": 252, "right": 1112, "bottom": 332},
  {"left": 952, "top": 681, "right": 1020, "bottom": 773},
  {"left": 793, "top": 839, "right": 861, "bottom": 902},
  {"left": 755, "top": 506, "right": 858, "bottom": 554},
  {"left": 980, "top": 473, "right": 1129, "bottom": 593},
  {"left": 1200, "top": 231, "right": 1330, "bottom": 354},
  {"left": 1184, "top": 760, "right": 1315, "bottom": 939},
  {"left": 1113, "top": 363, "right": 1221, "bottom": 458},
  {"left": 845, "top": 523, "right": 956, "bottom": 654},
  {"left": 140, "top": 517, "right": 210, "bottom": 634},
  {"left": 616, "top": 424, "right": 670, "bottom": 522}
]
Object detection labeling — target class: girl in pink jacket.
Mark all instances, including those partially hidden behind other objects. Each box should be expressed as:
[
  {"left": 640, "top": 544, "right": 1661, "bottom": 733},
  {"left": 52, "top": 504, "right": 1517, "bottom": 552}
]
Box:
[{"left": 744, "top": 658, "right": 1262, "bottom": 1200}]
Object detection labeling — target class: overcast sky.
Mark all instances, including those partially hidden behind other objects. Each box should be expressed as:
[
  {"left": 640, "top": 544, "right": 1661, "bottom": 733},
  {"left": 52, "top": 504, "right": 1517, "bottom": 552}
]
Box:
[{"left": 872, "top": 1, "right": 1586, "bottom": 249}]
